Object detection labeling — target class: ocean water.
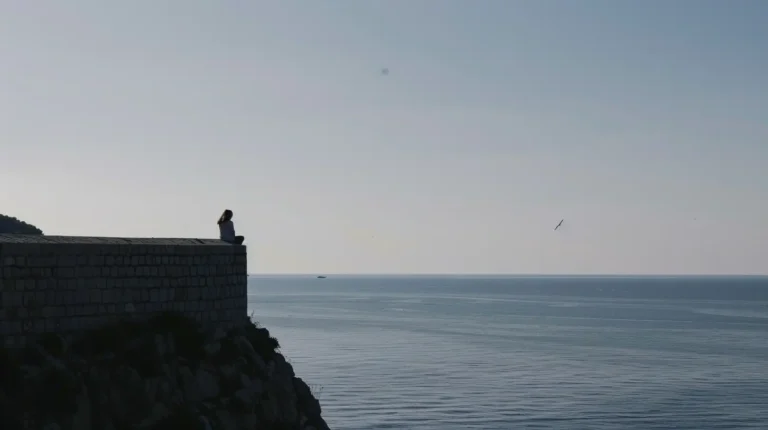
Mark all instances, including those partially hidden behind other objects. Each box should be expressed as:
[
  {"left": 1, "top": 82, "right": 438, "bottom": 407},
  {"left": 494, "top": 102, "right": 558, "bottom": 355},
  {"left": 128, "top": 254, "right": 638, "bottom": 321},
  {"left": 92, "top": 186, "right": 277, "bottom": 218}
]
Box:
[{"left": 247, "top": 275, "right": 768, "bottom": 430}]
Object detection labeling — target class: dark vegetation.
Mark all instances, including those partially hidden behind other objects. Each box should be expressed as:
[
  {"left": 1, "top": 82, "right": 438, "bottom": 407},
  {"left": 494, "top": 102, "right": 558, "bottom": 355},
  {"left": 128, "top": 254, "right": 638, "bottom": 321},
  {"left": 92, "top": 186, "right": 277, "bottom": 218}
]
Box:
[
  {"left": 0, "top": 312, "right": 287, "bottom": 430},
  {"left": 0, "top": 310, "right": 283, "bottom": 374},
  {"left": 0, "top": 214, "right": 43, "bottom": 235},
  {"left": 65, "top": 312, "right": 281, "bottom": 376}
]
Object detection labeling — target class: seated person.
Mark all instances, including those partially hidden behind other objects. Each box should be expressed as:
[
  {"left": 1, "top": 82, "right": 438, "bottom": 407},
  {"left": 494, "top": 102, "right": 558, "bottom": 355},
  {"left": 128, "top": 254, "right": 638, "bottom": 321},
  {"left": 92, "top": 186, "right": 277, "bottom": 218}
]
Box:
[{"left": 217, "top": 209, "right": 245, "bottom": 245}]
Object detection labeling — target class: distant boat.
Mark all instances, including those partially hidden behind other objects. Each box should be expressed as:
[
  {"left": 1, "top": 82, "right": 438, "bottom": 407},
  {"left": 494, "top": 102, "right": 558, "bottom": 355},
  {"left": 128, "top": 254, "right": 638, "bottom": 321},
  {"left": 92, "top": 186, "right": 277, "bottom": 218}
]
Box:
[{"left": 317, "top": 275, "right": 327, "bottom": 279}]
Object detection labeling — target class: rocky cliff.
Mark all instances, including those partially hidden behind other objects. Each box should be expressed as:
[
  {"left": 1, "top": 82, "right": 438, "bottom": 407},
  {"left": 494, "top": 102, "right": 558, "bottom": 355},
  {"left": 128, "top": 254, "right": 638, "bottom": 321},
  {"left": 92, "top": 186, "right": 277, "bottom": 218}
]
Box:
[{"left": 0, "top": 312, "right": 330, "bottom": 430}]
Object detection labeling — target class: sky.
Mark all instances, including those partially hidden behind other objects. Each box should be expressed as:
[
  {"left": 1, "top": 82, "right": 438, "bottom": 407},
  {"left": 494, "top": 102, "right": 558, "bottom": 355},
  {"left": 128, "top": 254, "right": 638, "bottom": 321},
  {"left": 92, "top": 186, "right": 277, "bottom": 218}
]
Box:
[{"left": 1, "top": 0, "right": 767, "bottom": 275}]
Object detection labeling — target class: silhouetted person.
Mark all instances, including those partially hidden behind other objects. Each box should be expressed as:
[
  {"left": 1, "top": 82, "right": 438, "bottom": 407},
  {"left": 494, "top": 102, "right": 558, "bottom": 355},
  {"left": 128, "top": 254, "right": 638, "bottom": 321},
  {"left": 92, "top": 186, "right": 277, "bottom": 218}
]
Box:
[{"left": 218, "top": 209, "right": 244, "bottom": 245}]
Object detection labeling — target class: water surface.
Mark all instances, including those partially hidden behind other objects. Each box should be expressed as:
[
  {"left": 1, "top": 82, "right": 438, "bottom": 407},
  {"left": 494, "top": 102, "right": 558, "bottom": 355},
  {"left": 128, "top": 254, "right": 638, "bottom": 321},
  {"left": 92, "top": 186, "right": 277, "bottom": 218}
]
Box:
[{"left": 248, "top": 275, "right": 768, "bottom": 429}]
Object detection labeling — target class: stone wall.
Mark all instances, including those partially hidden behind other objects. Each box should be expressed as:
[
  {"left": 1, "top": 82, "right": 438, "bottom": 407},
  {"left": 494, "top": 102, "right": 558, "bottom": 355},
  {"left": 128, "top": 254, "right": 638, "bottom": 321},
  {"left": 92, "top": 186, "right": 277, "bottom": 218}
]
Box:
[{"left": 0, "top": 234, "right": 247, "bottom": 347}]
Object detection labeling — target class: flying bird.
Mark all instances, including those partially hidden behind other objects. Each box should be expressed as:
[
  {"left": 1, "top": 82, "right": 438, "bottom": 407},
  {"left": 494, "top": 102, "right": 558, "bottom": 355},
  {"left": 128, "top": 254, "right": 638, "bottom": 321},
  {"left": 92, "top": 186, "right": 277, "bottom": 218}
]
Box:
[
  {"left": 554, "top": 219, "right": 564, "bottom": 231},
  {"left": 381, "top": 68, "right": 389, "bottom": 75}
]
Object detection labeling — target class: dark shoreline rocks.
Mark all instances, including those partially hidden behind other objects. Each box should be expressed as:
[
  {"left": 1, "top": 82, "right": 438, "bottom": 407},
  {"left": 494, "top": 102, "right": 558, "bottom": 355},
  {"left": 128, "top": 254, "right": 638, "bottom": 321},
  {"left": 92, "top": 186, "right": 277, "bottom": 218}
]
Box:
[{"left": 0, "top": 312, "right": 330, "bottom": 430}]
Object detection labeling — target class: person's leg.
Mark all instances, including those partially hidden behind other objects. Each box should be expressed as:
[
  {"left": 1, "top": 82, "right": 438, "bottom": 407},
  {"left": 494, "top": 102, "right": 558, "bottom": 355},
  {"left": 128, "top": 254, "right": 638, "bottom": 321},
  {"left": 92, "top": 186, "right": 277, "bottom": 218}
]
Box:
[{"left": 234, "top": 236, "right": 245, "bottom": 245}]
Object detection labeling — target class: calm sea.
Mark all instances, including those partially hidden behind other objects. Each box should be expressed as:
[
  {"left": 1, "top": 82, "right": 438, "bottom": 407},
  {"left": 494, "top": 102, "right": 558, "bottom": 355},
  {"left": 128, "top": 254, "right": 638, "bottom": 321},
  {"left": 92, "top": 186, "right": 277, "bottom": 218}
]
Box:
[{"left": 247, "top": 275, "right": 768, "bottom": 430}]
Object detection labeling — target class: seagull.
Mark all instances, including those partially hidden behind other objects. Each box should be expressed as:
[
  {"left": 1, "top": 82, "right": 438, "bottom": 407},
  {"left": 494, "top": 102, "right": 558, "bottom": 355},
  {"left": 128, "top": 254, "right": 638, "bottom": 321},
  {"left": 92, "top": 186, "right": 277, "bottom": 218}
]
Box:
[{"left": 554, "top": 219, "right": 564, "bottom": 231}]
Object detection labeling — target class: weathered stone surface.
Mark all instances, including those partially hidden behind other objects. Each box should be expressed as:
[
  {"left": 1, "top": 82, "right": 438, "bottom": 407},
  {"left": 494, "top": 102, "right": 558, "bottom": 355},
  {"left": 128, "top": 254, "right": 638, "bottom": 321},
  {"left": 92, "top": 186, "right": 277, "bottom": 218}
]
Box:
[
  {"left": 0, "top": 234, "right": 247, "bottom": 347},
  {"left": 0, "top": 313, "right": 330, "bottom": 430},
  {"left": 197, "top": 368, "right": 221, "bottom": 400}
]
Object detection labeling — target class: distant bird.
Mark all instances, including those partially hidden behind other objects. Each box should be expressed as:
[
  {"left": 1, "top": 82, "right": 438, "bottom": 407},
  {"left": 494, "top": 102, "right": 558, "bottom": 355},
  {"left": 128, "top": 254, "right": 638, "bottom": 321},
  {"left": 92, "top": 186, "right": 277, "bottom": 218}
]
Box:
[
  {"left": 381, "top": 68, "right": 389, "bottom": 75},
  {"left": 554, "top": 219, "right": 564, "bottom": 231}
]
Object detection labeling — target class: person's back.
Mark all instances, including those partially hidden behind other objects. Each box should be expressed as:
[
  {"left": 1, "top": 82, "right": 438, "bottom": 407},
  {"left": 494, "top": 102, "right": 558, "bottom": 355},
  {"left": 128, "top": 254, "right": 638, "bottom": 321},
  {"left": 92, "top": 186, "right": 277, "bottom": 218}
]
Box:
[
  {"left": 217, "top": 209, "right": 245, "bottom": 245},
  {"left": 219, "top": 219, "right": 236, "bottom": 242}
]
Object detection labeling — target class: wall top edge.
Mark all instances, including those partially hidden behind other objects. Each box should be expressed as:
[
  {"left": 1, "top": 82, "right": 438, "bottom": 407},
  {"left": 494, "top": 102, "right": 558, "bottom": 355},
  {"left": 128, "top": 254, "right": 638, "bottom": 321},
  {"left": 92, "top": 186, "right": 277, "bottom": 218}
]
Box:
[{"left": 0, "top": 234, "right": 238, "bottom": 246}]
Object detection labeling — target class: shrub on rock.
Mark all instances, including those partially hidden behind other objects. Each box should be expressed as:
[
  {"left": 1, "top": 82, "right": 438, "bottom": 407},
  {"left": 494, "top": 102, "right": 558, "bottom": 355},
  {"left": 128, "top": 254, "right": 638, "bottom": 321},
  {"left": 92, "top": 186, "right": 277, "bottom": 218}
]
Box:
[{"left": 0, "top": 214, "right": 43, "bottom": 235}]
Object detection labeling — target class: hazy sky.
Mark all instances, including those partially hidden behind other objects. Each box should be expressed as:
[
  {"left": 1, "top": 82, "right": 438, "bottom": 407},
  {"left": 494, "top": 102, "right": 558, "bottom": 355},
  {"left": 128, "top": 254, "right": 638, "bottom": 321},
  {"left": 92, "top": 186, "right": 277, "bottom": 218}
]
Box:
[{"left": 2, "top": 1, "right": 767, "bottom": 274}]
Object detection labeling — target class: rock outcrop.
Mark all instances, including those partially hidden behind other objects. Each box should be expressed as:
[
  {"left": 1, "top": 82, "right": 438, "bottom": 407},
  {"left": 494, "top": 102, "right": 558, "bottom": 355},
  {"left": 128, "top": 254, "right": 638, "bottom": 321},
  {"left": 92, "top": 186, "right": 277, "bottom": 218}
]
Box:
[
  {"left": 0, "top": 312, "right": 330, "bottom": 430},
  {"left": 0, "top": 214, "right": 43, "bottom": 235}
]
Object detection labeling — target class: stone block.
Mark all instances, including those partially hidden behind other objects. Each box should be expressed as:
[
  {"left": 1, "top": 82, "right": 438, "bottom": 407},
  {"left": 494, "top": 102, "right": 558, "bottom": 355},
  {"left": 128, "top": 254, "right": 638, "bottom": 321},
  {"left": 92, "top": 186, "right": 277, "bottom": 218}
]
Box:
[
  {"left": 3, "top": 244, "right": 25, "bottom": 255},
  {"left": 89, "top": 290, "right": 102, "bottom": 304}
]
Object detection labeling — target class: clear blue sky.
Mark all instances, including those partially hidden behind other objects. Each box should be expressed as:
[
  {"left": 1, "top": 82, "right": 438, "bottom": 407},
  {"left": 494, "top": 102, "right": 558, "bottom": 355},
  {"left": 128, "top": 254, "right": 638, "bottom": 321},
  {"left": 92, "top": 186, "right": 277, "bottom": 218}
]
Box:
[{"left": 1, "top": 1, "right": 767, "bottom": 274}]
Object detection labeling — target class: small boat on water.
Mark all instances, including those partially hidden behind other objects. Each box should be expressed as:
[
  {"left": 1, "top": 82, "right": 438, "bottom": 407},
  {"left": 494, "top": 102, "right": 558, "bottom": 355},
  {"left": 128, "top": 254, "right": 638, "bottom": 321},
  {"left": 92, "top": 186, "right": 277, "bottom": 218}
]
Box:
[{"left": 317, "top": 275, "right": 327, "bottom": 279}]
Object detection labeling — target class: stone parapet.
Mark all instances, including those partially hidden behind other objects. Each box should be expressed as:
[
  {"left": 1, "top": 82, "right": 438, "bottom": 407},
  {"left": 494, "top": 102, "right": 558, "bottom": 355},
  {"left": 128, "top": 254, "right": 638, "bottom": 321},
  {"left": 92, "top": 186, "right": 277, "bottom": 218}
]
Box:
[{"left": 0, "top": 234, "right": 248, "bottom": 347}]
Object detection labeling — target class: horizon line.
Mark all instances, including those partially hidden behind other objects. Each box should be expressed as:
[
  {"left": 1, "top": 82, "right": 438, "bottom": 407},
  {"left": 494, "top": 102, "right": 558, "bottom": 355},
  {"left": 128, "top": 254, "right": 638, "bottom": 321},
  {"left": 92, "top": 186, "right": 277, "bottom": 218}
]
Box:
[{"left": 247, "top": 273, "right": 768, "bottom": 278}]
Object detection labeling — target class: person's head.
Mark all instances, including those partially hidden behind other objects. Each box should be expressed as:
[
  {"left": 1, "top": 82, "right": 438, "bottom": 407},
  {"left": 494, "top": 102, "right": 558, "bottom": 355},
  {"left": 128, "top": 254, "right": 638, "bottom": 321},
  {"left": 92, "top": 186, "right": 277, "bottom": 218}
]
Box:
[{"left": 217, "top": 209, "right": 233, "bottom": 225}]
